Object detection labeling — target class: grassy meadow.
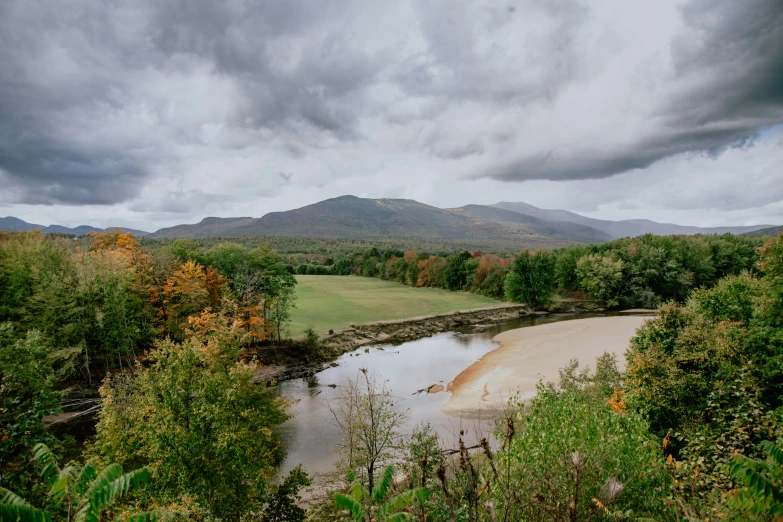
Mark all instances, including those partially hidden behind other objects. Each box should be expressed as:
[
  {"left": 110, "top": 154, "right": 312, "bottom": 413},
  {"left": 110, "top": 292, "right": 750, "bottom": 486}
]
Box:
[{"left": 289, "top": 275, "right": 502, "bottom": 335}]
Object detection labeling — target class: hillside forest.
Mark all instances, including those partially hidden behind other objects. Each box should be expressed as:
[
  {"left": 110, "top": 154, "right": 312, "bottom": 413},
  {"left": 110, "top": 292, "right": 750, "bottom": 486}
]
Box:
[{"left": 1, "top": 229, "right": 783, "bottom": 520}]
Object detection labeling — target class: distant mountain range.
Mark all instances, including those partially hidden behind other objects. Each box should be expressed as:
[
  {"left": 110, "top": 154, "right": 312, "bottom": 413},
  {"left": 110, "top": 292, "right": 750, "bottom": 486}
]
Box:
[
  {"left": 2, "top": 196, "right": 775, "bottom": 245},
  {"left": 0, "top": 216, "right": 149, "bottom": 237},
  {"left": 742, "top": 225, "right": 783, "bottom": 237},
  {"left": 147, "top": 195, "right": 773, "bottom": 242},
  {"left": 491, "top": 202, "right": 774, "bottom": 238}
]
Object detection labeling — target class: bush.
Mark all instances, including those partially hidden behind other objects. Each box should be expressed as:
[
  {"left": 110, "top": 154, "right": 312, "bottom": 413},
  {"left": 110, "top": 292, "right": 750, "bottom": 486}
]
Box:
[{"left": 491, "top": 385, "right": 669, "bottom": 520}]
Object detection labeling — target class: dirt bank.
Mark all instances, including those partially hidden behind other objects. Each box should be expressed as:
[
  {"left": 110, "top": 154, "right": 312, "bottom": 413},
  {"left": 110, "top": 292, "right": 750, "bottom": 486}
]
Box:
[
  {"left": 254, "top": 300, "right": 607, "bottom": 381},
  {"left": 443, "top": 315, "right": 650, "bottom": 417}
]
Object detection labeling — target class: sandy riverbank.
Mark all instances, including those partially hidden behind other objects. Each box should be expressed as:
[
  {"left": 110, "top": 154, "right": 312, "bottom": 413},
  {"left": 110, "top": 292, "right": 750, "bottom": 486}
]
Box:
[{"left": 443, "top": 315, "right": 650, "bottom": 417}]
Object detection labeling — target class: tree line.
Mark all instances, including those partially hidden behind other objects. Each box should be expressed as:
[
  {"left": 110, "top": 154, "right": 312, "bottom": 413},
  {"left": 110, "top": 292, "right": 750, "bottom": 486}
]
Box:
[{"left": 289, "top": 233, "right": 764, "bottom": 308}]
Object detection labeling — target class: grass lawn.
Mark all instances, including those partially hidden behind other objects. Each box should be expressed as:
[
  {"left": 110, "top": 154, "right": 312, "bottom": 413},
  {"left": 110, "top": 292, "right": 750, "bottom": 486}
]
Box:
[{"left": 289, "top": 275, "right": 503, "bottom": 336}]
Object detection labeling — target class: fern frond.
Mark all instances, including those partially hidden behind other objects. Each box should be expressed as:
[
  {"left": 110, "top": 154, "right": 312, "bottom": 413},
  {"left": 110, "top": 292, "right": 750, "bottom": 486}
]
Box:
[
  {"left": 347, "top": 482, "right": 367, "bottom": 503},
  {"left": 372, "top": 466, "right": 395, "bottom": 503},
  {"left": 729, "top": 461, "right": 783, "bottom": 505},
  {"left": 378, "top": 491, "right": 417, "bottom": 518},
  {"left": 0, "top": 488, "right": 33, "bottom": 508},
  {"left": 83, "top": 464, "right": 124, "bottom": 502},
  {"left": 761, "top": 441, "right": 783, "bottom": 467},
  {"left": 332, "top": 493, "right": 363, "bottom": 522},
  {"left": 75, "top": 462, "right": 97, "bottom": 497},
  {"left": 0, "top": 504, "right": 52, "bottom": 522},
  {"left": 48, "top": 466, "right": 78, "bottom": 505},
  {"left": 87, "top": 467, "right": 153, "bottom": 513},
  {"left": 31, "top": 444, "right": 60, "bottom": 484}
]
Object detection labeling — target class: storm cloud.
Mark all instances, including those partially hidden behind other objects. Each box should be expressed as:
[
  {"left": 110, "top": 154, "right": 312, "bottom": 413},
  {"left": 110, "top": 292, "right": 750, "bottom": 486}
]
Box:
[{"left": 0, "top": 0, "right": 781, "bottom": 227}]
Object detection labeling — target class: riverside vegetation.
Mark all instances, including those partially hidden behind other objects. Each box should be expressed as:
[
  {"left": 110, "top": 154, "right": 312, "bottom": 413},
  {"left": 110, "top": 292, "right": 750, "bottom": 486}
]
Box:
[{"left": 0, "top": 229, "right": 781, "bottom": 521}]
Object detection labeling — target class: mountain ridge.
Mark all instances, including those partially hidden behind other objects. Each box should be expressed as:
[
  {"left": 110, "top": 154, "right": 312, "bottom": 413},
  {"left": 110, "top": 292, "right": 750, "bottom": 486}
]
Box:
[
  {"left": 2, "top": 196, "right": 773, "bottom": 243},
  {"left": 0, "top": 216, "right": 150, "bottom": 236}
]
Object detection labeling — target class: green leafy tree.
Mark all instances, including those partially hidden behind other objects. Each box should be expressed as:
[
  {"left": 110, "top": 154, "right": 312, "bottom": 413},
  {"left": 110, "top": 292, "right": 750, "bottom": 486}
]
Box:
[
  {"left": 0, "top": 443, "right": 156, "bottom": 522},
  {"left": 92, "top": 310, "right": 288, "bottom": 521},
  {"left": 0, "top": 327, "right": 70, "bottom": 496},
  {"left": 330, "top": 371, "right": 408, "bottom": 496},
  {"left": 442, "top": 251, "right": 473, "bottom": 291},
  {"left": 575, "top": 253, "right": 624, "bottom": 307},
  {"left": 261, "top": 465, "right": 311, "bottom": 522},
  {"left": 503, "top": 249, "right": 556, "bottom": 306}
]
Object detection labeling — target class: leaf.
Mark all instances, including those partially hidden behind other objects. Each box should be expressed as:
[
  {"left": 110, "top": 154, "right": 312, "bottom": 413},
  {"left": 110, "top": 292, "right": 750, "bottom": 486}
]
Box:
[
  {"left": 31, "top": 444, "right": 60, "bottom": 484},
  {"left": 48, "top": 466, "right": 79, "bottom": 505},
  {"left": 761, "top": 441, "right": 783, "bottom": 467},
  {"left": 372, "top": 466, "right": 395, "bottom": 503},
  {"left": 0, "top": 504, "right": 52, "bottom": 522},
  {"left": 75, "top": 462, "right": 98, "bottom": 497},
  {"left": 332, "top": 493, "right": 362, "bottom": 522},
  {"left": 0, "top": 488, "right": 33, "bottom": 509},
  {"left": 87, "top": 467, "right": 153, "bottom": 513}
]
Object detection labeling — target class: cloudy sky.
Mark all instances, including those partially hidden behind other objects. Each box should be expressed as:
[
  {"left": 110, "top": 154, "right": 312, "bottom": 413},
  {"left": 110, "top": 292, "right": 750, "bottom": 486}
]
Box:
[{"left": 1, "top": 0, "right": 781, "bottom": 232}]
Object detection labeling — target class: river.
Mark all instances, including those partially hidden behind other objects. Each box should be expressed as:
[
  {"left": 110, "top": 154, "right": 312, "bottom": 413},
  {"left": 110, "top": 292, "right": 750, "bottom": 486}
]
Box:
[{"left": 276, "top": 311, "right": 641, "bottom": 475}]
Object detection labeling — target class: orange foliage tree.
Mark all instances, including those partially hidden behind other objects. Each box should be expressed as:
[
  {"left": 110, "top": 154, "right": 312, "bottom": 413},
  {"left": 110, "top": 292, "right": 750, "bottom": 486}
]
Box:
[
  {"left": 417, "top": 256, "right": 446, "bottom": 287},
  {"left": 161, "top": 260, "right": 211, "bottom": 340}
]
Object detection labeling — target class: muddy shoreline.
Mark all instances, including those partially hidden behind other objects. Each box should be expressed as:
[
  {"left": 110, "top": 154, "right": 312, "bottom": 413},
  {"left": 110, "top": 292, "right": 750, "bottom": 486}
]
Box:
[{"left": 254, "top": 299, "right": 606, "bottom": 382}]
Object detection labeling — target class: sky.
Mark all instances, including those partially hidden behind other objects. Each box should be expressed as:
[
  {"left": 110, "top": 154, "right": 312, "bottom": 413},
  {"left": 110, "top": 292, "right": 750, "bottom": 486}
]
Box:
[{"left": 0, "top": 0, "right": 781, "bottom": 232}]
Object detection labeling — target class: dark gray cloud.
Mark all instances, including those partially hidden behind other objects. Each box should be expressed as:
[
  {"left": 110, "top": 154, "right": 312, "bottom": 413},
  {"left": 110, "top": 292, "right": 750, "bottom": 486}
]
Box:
[
  {"left": 0, "top": 0, "right": 380, "bottom": 206},
  {"left": 0, "top": 0, "right": 781, "bottom": 225},
  {"left": 486, "top": 0, "right": 783, "bottom": 181}
]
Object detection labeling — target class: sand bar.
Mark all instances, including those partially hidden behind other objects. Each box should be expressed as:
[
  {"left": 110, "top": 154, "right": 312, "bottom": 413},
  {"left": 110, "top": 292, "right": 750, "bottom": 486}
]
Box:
[{"left": 443, "top": 315, "right": 649, "bottom": 417}]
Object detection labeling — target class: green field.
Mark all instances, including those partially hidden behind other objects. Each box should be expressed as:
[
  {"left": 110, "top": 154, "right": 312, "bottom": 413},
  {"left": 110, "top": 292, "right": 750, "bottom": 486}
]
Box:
[{"left": 289, "top": 275, "right": 502, "bottom": 335}]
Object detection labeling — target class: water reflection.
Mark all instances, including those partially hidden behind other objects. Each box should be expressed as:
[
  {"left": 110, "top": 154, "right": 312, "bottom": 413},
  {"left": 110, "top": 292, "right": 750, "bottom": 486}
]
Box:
[{"left": 276, "top": 312, "right": 604, "bottom": 475}]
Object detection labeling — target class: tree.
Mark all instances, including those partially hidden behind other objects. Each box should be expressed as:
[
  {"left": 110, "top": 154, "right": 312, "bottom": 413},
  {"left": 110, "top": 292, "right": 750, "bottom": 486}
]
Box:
[
  {"left": 268, "top": 282, "right": 296, "bottom": 344},
  {"left": 260, "top": 465, "right": 311, "bottom": 522},
  {"left": 575, "top": 253, "right": 624, "bottom": 307},
  {"left": 504, "top": 249, "right": 556, "bottom": 306},
  {"left": 160, "top": 260, "right": 210, "bottom": 340},
  {"left": 330, "top": 371, "right": 408, "bottom": 496},
  {"left": 416, "top": 257, "right": 445, "bottom": 287},
  {"left": 92, "top": 309, "right": 288, "bottom": 521},
  {"left": 442, "top": 251, "right": 473, "bottom": 291},
  {"left": 0, "top": 327, "right": 68, "bottom": 496},
  {"left": 0, "top": 443, "right": 156, "bottom": 522}
]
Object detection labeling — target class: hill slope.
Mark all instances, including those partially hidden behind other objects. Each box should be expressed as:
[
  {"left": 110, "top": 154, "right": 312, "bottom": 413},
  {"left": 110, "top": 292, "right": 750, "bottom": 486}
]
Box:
[
  {"left": 492, "top": 202, "right": 773, "bottom": 238},
  {"left": 743, "top": 225, "right": 783, "bottom": 236},
  {"left": 150, "top": 196, "right": 610, "bottom": 244},
  {"left": 0, "top": 217, "right": 150, "bottom": 236}
]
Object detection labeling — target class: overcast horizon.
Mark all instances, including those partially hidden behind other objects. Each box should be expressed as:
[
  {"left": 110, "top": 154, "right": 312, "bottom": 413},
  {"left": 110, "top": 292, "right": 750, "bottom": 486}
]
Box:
[{"left": 1, "top": 0, "right": 782, "bottom": 232}]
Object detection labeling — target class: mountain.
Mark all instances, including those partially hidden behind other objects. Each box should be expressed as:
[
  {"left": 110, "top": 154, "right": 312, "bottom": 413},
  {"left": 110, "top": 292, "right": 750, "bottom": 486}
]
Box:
[
  {"left": 0, "top": 216, "right": 43, "bottom": 231},
  {"left": 0, "top": 217, "right": 150, "bottom": 236},
  {"left": 492, "top": 202, "right": 773, "bottom": 238},
  {"left": 448, "top": 205, "right": 612, "bottom": 243},
  {"left": 743, "top": 225, "right": 783, "bottom": 236},
  {"left": 150, "top": 196, "right": 611, "bottom": 244}
]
